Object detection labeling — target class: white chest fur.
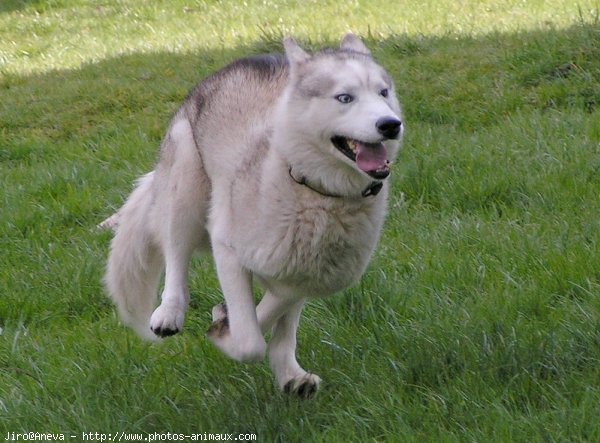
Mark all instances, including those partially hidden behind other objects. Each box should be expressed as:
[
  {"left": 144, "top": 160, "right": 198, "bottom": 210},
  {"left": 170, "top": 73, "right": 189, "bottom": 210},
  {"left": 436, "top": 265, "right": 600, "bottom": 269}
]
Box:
[{"left": 232, "top": 191, "right": 387, "bottom": 297}]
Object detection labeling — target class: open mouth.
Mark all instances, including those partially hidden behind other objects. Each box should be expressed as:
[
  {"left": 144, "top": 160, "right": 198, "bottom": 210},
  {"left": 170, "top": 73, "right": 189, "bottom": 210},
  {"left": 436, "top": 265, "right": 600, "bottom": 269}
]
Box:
[{"left": 331, "top": 136, "right": 391, "bottom": 180}]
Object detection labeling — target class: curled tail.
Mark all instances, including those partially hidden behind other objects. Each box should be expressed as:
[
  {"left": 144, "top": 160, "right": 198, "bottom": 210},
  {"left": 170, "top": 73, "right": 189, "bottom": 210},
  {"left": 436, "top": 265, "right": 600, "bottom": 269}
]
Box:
[{"left": 104, "top": 172, "right": 163, "bottom": 340}]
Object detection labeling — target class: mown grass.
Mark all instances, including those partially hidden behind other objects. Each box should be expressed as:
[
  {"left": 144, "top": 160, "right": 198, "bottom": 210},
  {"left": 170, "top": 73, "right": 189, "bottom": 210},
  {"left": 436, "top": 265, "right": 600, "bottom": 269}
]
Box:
[{"left": 1, "top": 1, "right": 600, "bottom": 441}]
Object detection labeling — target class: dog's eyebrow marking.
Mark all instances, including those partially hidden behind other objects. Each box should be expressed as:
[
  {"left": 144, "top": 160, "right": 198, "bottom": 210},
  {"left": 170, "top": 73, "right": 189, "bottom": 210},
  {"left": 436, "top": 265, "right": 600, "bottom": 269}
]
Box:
[{"left": 297, "top": 74, "right": 336, "bottom": 98}]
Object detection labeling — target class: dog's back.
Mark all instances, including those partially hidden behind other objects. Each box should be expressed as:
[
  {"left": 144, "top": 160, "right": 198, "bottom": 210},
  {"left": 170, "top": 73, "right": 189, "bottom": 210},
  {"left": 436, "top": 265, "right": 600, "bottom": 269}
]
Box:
[{"left": 174, "top": 55, "right": 289, "bottom": 181}]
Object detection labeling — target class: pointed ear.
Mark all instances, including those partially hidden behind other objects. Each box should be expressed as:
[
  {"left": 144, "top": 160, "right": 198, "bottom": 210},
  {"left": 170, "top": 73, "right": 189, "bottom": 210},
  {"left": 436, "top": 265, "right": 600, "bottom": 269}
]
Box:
[
  {"left": 340, "top": 33, "right": 371, "bottom": 55},
  {"left": 283, "top": 37, "right": 310, "bottom": 65}
]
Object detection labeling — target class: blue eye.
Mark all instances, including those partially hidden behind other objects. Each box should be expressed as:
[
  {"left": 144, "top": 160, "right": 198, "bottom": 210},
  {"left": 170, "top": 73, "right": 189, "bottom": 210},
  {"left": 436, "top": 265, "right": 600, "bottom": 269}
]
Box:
[
  {"left": 335, "top": 93, "right": 354, "bottom": 104},
  {"left": 380, "top": 88, "right": 389, "bottom": 98}
]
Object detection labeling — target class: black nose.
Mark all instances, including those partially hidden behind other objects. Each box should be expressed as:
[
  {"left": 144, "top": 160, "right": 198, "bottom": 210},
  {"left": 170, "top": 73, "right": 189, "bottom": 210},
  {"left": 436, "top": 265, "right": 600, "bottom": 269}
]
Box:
[{"left": 376, "top": 117, "right": 402, "bottom": 139}]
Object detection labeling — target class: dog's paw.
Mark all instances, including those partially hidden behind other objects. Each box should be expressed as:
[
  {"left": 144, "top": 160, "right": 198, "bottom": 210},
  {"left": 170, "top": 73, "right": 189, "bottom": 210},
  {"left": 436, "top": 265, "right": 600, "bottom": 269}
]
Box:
[
  {"left": 283, "top": 373, "right": 321, "bottom": 399},
  {"left": 206, "top": 308, "right": 266, "bottom": 363},
  {"left": 150, "top": 304, "right": 185, "bottom": 338},
  {"left": 206, "top": 314, "right": 229, "bottom": 338}
]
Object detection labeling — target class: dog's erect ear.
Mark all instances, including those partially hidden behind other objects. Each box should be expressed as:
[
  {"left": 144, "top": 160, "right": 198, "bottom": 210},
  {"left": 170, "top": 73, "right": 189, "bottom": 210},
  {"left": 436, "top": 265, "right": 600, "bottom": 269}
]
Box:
[
  {"left": 340, "top": 33, "right": 371, "bottom": 55},
  {"left": 283, "top": 37, "right": 310, "bottom": 65}
]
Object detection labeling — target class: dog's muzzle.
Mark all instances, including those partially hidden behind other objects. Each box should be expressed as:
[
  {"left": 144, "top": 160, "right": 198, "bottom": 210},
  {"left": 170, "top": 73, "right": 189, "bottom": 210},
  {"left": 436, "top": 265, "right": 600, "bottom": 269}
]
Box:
[{"left": 331, "top": 117, "right": 401, "bottom": 180}]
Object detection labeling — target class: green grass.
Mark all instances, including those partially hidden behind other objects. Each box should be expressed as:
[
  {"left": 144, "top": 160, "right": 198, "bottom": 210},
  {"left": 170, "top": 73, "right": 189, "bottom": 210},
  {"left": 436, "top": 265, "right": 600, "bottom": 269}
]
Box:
[{"left": 1, "top": 0, "right": 600, "bottom": 441}]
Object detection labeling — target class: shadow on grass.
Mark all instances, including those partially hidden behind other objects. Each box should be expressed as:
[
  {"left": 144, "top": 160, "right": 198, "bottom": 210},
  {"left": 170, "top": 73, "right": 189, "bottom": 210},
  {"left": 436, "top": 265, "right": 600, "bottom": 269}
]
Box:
[
  {"left": 1, "top": 22, "right": 598, "bottom": 145},
  {"left": 1, "top": 20, "right": 599, "bottom": 329},
  {"left": 0, "top": 0, "right": 40, "bottom": 13},
  {"left": 0, "top": 20, "right": 599, "bottom": 314},
  {"left": 0, "top": 22, "right": 597, "bottom": 223}
]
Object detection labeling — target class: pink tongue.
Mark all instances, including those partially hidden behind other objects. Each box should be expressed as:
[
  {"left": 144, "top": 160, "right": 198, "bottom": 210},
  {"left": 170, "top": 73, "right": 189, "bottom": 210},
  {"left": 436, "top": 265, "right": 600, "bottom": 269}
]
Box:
[{"left": 355, "top": 142, "right": 388, "bottom": 173}]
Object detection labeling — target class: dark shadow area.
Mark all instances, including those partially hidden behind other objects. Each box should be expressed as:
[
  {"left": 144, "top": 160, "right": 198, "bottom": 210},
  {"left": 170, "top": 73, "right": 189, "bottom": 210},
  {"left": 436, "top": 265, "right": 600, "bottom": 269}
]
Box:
[
  {"left": 1, "top": 22, "right": 598, "bottom": 148},
  {"left": 1, "top": 23, "right": 599, "bottom": 318},
  {"left": 0, "top": 0, "right": 40, "bottom": 13}
]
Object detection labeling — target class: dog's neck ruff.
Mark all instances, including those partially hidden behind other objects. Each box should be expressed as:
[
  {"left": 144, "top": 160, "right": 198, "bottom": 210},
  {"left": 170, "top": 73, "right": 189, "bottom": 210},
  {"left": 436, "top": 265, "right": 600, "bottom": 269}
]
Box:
[{"left": 288, "top": 167, "right": 383, "bottom": 199}]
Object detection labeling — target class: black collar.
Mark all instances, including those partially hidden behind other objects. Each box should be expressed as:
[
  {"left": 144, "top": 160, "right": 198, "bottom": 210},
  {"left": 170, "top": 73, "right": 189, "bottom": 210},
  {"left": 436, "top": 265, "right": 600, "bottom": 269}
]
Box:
[{"left": 288, "top": 167, "right": 383, "bottom": 199}]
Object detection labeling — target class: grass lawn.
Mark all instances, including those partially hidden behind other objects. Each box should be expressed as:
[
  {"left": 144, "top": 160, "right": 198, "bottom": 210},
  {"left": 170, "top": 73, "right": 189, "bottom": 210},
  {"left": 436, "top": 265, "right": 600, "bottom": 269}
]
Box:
[{"left": 1, "top": 0, "right": 600, "bottom": 441}]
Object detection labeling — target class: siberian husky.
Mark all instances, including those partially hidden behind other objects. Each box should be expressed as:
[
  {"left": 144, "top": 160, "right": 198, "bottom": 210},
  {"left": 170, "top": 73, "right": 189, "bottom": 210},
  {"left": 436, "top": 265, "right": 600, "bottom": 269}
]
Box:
[{"left": 103, "top": 34, "right": 403, "bottom": 397}]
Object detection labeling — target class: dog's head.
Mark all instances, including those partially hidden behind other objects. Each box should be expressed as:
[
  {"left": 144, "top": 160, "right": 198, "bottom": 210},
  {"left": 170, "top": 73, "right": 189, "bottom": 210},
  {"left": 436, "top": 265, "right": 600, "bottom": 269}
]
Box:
[{"left": 280, "top": 34, "right": 403, "bottom": 182}]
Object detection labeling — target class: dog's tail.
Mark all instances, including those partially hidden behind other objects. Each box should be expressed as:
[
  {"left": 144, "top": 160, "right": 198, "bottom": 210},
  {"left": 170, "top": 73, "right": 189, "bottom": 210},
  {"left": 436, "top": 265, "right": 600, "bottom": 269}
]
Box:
[{"left": 105, "top": 172, "right": 163, "bottom": 340}]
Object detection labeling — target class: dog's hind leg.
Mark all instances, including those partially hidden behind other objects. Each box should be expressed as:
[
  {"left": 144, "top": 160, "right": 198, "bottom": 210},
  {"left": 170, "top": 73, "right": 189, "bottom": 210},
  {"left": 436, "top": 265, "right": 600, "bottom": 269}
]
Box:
[
  {"left": 149, "top": 219, "right": 199, "bottom": 337},
  {"left": 149, "top": 118, "right": 210, "bottom": 337}
]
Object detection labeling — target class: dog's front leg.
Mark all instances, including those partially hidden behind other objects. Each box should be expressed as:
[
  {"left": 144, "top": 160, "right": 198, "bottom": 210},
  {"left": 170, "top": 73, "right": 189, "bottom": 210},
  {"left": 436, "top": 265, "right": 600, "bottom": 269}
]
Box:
[
  {"left": 268, "top": 299, "right": 321, "bottom": 398},
  {"left": 207, "top": 242, "right": 267, "bottom": 363},
  {"left": 218, "top": 292, "right": 321, "bottom": 397}
]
